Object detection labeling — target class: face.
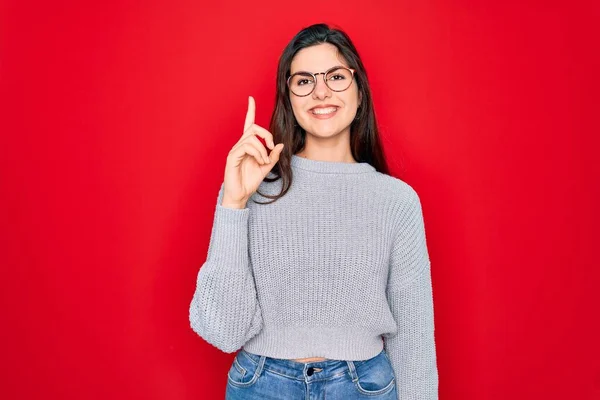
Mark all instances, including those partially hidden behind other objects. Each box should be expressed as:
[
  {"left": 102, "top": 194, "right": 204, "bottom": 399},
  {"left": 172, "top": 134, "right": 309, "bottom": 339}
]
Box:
[{"left": 288, "top": 43, "right": 362, "bottom": 139}]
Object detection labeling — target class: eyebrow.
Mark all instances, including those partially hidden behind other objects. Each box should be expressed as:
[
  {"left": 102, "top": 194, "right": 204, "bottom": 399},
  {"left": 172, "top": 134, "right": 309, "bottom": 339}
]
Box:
[{"left": 290, "top": 65, "right": 346, "bottom": 75}]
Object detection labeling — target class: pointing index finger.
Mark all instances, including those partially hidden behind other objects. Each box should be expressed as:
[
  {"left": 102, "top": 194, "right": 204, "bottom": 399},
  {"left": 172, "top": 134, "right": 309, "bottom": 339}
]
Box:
[{"left": 243, "top": 96, "right": 255, "bottom": 133}]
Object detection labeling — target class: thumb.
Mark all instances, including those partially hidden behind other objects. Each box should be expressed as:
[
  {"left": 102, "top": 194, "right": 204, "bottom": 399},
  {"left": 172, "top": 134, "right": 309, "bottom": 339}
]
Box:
[
  {"left": 265, "top": 143, "right": 284, "bottom": 168},
  {"left": 271, "top": 143, "right": 284, "bottom": 161}
]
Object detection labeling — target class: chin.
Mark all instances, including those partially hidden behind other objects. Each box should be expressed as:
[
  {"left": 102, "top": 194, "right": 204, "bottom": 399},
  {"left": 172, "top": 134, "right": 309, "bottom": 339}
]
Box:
[
  {"left": 308, "top": 128, "right": 339, "bottom": 137},
  {"left": 307, "top": 122, "right": 347, "bottom": 135}
]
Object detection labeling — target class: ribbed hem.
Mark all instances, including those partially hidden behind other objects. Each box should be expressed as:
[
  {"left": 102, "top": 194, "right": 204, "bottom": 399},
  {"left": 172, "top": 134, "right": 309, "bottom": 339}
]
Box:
[
  {"left": 291, "top": 154, "right": 376, "bottom": 174},
  {"left": 215, "top": 203, "right": 250, "bottom": 220},
  {"left": 242, "top": 326, "right": 384, "bottom": 361}
]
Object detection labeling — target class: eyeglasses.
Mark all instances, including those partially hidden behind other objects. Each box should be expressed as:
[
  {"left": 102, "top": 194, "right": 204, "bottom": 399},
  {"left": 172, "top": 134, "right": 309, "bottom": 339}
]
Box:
[{"left": 287, "top": 66, "right": 356, "bottom": 97}]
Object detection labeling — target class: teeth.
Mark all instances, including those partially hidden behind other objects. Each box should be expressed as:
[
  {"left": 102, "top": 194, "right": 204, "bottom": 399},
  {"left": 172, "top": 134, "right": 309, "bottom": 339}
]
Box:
[{"left": 311, "top": 107, "right": 337, "bottom": 115}]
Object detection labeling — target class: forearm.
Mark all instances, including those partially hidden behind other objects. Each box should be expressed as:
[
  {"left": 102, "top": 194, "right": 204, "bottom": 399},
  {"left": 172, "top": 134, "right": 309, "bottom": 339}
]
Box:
[
  {"left": 384, "top": 264, "right": 439, "bottom": 400},
  {"left": 189, "top": 188, "right": 263, "bottom": 352}
]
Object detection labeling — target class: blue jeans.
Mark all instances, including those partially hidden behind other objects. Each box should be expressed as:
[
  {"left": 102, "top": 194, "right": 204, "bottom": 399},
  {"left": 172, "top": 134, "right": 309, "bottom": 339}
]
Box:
[{"left": 225, "top": 348, "right": 397, "bottom": 399}]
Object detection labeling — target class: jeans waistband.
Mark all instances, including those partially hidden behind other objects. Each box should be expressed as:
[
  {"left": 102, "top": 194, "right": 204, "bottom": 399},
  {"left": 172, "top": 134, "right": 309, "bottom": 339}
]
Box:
[{"left": 238, "top": 349, "right": 383, "bottom": 382}]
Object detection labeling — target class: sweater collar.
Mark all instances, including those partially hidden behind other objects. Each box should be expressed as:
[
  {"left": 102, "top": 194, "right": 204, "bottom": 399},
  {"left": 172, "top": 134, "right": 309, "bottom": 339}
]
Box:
[{"left": 290, "top": 154, "right": 376, "bottom": 174}]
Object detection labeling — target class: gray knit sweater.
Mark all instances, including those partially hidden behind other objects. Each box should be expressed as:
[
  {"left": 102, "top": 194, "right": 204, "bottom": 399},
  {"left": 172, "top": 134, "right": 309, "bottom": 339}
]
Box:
[{"left": 189, "top": 154, "right": 439, "bottom": 399}]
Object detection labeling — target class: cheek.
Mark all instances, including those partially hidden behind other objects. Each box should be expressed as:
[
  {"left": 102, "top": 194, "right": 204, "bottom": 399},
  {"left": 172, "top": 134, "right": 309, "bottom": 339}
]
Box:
[
  {"left": 290, "top": 99, "right": 307, "bottom": 120},
  {"left": 345, "top": 88, "right": 360, "bottom": 108},
  {"left": 290, "top": 100, "right": 299, "bottom": 113}
]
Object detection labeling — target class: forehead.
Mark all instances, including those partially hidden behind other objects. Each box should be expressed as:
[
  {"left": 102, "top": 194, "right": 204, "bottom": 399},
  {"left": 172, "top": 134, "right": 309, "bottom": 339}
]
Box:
[{"left": 290, "top": 43, "right": 349, "bottom": 74}]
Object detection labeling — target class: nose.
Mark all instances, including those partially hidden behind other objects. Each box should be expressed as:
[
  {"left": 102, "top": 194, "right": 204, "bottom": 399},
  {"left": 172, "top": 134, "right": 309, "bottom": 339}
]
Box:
[{"left": 312, "top": 73, "right": 331, "bottom": 100}]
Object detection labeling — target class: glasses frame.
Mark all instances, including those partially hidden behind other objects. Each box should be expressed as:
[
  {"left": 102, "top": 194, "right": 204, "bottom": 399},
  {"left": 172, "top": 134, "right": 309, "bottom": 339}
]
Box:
[{"left": 287, "top": 66, "right": 356, "bottom": 97}]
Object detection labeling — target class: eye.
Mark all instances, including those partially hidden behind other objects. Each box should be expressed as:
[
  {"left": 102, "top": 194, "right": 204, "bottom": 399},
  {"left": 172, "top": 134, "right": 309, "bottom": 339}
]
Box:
[
  {"left": 329, "top": 74, "right": 346, "bottom": 81},
  {"left": 292, "top": 74, "right": 315, "bottom": 86},
  {"left": 297, "top": 78, "right": 314, "bottom": 86}
]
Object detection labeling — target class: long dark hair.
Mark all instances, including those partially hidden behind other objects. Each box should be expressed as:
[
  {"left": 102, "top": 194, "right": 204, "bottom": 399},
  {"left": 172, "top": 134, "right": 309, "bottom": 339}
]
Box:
[{"left": 256, "top": 23, "right": 390, "bottom": 204}]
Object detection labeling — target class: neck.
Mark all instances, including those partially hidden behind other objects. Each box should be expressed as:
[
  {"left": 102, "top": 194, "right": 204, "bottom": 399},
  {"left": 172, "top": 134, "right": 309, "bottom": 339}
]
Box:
[
  {"left": 290, "top": 154, "right": 375, "bottom": 174},
  {"left": 294, "top": 152, "right": 357, "bottom": 164}
]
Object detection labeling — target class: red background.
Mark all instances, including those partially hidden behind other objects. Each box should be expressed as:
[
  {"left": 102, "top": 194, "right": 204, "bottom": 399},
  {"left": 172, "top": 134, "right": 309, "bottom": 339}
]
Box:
[{"left": 1, "top": 1, "right": 598, "bottom": 399}]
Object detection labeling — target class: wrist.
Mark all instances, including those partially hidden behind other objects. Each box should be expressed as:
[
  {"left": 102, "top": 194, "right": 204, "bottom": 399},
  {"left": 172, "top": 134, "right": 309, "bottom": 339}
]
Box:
[{"left": 221, "top": 197, "right": 247, "bottom": 209}]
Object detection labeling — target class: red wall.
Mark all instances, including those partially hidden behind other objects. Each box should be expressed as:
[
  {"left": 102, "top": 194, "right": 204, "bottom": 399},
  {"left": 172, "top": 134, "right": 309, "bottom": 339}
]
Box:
[{"left": 1, "top": 1, "right": 598, "bottom": 399}]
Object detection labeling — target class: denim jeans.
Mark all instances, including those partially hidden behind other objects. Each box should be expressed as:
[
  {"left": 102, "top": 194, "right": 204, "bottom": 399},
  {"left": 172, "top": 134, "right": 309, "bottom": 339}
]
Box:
[{"left": 225, "top": 348, "right": 397, "bottom": 399}]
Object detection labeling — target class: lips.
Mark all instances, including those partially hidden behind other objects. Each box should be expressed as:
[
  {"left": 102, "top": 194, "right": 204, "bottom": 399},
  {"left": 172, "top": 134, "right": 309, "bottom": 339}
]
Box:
[
  {"left": 311, "top": 107, "right": 338, "bottom": 115},
  {"left": 309, "top": 106, "right": 339, "bottom": 120},
  {"left": 309, "top": 104, "right": 339, "bottom": 113}
]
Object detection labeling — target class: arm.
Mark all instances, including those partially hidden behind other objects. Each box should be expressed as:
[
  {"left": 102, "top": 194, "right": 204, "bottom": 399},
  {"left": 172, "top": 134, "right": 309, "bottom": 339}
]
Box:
[
  {"left": 188, "top": 182, "right": 263, "bottom": 353},
  {"left": 383, "top": 188, "right": 439, "bottom": 399}
]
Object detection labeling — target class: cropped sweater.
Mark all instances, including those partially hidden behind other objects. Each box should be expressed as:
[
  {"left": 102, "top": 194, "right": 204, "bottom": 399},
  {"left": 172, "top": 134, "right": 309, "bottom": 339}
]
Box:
[{"left": 189, "top": 154, "right": 439, "bottom": 399}]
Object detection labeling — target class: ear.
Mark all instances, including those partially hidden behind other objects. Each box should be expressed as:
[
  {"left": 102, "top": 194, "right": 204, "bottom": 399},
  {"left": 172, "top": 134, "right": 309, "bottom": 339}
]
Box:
[{"left": 358, "top": 92, "right": 363, "bottom": 108}]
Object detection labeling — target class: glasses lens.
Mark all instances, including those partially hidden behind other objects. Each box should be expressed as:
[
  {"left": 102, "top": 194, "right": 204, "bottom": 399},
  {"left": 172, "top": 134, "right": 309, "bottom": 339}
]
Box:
[
  {"left": 325, "top": 67, "right": 353, "bottom": 91},
  {"left": 289, "top": 73, "right": 314, "bottom": 96}
]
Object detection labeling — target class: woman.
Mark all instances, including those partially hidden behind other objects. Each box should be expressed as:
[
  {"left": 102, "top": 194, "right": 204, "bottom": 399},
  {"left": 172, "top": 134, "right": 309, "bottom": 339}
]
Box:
[{"left": 189, "top": 23, "right": 439, "bottom": 399}]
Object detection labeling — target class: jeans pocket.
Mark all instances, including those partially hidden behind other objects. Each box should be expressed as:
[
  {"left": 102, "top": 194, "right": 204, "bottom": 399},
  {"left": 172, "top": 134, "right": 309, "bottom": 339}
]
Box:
[
  {"left": 227, "top": 350, "right": 264, "bottom": 388},
  {"left": 353, "top": 351, "right": 396, "bottom": 396}
]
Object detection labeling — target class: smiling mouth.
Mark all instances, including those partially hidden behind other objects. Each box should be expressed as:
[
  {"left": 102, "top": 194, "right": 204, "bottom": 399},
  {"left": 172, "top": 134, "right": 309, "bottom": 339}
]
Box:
[{"left": 311, "top": 107, "right": 338, "bottom": 115}]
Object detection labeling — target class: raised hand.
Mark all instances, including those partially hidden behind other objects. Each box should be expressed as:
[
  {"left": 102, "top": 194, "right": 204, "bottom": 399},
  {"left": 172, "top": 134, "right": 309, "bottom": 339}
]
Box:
[{"left": 221, "top": 96, "right": 285, "bottom": 209}]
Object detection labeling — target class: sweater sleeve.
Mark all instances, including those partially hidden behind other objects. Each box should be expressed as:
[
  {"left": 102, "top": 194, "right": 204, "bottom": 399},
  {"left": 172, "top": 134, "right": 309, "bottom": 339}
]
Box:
[
  {"left": 188, "top": 182, "right": 264, "bottom": 353},
  {"left": 383, "top": 188, "right": 439, "bottom": 400}
]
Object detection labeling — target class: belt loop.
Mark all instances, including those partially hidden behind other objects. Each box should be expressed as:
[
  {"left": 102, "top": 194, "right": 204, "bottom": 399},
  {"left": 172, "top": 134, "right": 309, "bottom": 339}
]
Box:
[
  {"left": 346, "top": 360, "right": 358, "bottom": 382},
  {"left": 255, "top": 355, "right": 266, "bottom": 378}
]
